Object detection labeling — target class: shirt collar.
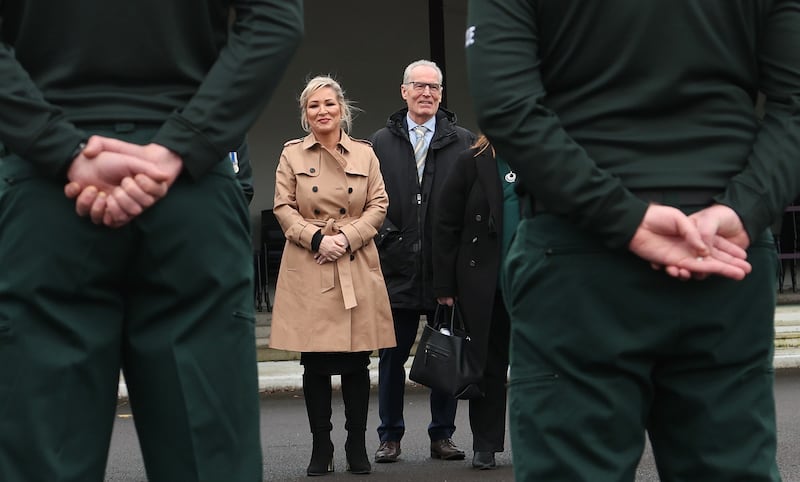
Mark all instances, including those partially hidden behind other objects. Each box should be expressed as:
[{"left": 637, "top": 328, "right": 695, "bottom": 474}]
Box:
[{"left": 406, "top": 114, "right": 436, "bottom": 135}]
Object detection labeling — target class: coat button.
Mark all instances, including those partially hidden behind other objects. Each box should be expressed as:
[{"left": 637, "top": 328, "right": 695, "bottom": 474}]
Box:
[
  {"left": 475, "top": 214, "right": 482, "bottom": 222},
  {"left": 312, "top": 186, "right": 318, "bottom": 192},
  {"left": 469, "top": 260, "right": 476, "bottom": 267},
  {"left": 314, "top": 209, "right": 320, "bottom": 215},
  {"left": 472, "top": 236, "right": 478, "bottom": 244},
  {"left": 310, "top": 167, "right": 316, "bottom": 173},
  {"left": 348, "top": 187, "right": 353, "bottom": 193},
  {"left": 340, "top": 208, "right": 346, "bottom": 214}
]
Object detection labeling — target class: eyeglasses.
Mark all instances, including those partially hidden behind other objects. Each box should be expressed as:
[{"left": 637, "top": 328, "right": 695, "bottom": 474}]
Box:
[{"left": 405, "top": 81, "right": 443, "bottom": 93}]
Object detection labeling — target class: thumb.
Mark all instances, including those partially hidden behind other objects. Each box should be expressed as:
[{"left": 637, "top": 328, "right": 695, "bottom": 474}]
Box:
[
  {"left": 675, "top": 212, "right": 709, "bottom": 256},
  {"left": 691, "top": 213, "right": 720, "bottom": 256},
  {"left": 81, "top": 136, "right": 105, "bottom": 158},
  {"left": 131, "top": 158, "right": 171, "bottom": 183}
]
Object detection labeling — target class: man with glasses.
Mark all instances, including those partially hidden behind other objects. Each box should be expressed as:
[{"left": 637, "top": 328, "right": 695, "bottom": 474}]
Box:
[
  {"left": 467, "top": 1, "right": 800, "bottom": 481},
  {"left": 370, "top": 59, "right": 475, "bottom": 463}
]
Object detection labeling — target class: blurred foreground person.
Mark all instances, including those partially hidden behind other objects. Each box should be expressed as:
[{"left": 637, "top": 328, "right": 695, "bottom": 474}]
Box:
[
  {"left": 0, "top": 1, "right": 302, "bottom": 480},
  {"left": 467, "top": 1, "right": 800, "bottom": 481}
]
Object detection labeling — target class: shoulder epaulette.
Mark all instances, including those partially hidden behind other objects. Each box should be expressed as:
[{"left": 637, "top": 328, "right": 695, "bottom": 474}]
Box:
[
  {"left": 283, "top": 138, "right": 303, "bottom": 147},
  {"left": 352, "top": 138, "right": 373, "bottom": 147}
]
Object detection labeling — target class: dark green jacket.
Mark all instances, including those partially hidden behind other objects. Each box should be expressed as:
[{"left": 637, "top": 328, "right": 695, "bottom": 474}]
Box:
[
  {"left": 0, "top": 0, "right": 302, "bottom": 180},
  {"left": 467, "top": 0, "right": 800, "bottom": 248}
]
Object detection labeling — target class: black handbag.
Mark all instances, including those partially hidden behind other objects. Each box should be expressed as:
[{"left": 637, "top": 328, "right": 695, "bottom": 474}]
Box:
[{"left": 409, "top": 303, "right": 484, "bottom": 400}]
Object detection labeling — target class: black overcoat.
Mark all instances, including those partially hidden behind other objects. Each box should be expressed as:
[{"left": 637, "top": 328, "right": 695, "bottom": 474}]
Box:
[
  {"left": 432, "top": 146, "right": 503, "bottom": 365},
  {"left": 371, "top": 108, "right": 476, "bottom": 310}
]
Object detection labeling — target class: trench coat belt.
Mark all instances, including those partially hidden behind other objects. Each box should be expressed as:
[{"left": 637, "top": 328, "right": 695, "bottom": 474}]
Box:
[{"left": 310, "top": 217, "right": 359, "bottom": 310}]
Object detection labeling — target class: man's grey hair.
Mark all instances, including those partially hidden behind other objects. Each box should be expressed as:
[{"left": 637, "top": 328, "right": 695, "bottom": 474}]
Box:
[{"left": 402, "top": 59, "right": 443, "bottom": 85}]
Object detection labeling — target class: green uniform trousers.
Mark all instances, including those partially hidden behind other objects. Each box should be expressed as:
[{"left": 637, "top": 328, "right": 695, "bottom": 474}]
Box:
[
  {"left": 0, "top": 125, "right": 262, "bottom": 481},
  {"left": 503, "top": 213, "right": 780, "bottom": 482}
]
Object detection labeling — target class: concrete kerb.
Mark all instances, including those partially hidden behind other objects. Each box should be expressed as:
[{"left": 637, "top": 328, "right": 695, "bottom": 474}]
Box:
[
  {"left": 117, "top": 351, "right": 800, "bottom": 401},
  {"left": 253, "top": 352, "right": 798, "bottom": 393},
  {"left": 253, "top": 356, "right": 413, "bottom": 393},
  {"left": 116, "top": 304, "right": 800, "bottom": 400},
  {"left": 774, "top": 351, "right": 800, "bottom": 369},
  {"left": 117, "top": 356, "right": 411, "bottom": 400}
]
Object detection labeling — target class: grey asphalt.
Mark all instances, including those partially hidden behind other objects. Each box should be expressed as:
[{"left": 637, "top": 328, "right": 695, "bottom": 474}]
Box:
[
  {"left": 105, "top": 368, "right": 800, "bottom": 481},
  {"left": 104, "top": 303, "right": 800, "bottom": 480}
]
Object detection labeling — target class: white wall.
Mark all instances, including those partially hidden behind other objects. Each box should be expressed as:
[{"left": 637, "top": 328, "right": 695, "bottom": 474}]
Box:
[{"left": 246, "top": 0, "right": 476, "bottom": 245}]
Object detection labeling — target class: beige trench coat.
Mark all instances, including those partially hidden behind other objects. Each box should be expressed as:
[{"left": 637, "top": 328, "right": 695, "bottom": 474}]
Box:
[{"left": 269, "top": 131, "right": 396, "bottom": 352}]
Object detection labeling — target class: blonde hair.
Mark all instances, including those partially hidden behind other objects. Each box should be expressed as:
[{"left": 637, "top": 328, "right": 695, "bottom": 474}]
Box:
[{"left": 299, "top": 75, "right": 357, "bottom": 133}]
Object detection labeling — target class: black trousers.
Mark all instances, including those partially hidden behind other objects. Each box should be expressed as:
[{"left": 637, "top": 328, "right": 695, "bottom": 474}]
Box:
[
  {"left": 301, "top": 351, "right": 371, "bottom": 435},
  {"left": 469, "top": 292, "right": 510, "bottom": 452}
]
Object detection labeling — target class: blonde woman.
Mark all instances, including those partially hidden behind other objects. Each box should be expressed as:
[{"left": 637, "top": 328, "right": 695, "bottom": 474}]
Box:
[{"left": 270, "top": 76, "right": 395, "bottom": 476}]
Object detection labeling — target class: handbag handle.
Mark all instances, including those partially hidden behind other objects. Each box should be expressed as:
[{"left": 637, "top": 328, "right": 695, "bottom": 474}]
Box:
[{"left": 431, "top": 302, "right": 469, "bottom": 334}]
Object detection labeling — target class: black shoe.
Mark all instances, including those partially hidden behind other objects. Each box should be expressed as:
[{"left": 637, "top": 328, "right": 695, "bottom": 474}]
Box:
[
  {"left": 345, "top": 437, "right": 371, "bottom": 474},
  {"left": 430, "top": 439, "right": 465, "bottom": 460},
  {"left": 472, "top": 451, "right": 496, "bottom": 470},
  {"left": 374, "top": 440, "right": 401, "bottom": 463},
  {"left": 346, "top": 456, "right": 372, "bottom": 474},
  {"left": 307, "top": 439, "right": 334, "bottom": 476}
]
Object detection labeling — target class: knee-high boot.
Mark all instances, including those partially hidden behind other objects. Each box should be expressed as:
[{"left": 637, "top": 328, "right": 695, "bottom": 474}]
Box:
[
  {"left": 303, "top": 372, "right": 334, "bottom": 476},
  {"left": 341, "top": 368, "right": 371, "bottom": 474}
]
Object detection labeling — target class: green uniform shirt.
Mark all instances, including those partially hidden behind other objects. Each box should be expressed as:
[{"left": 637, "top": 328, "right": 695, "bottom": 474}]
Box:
[
  {"left": 467, "top": 0, "right": 800, "bottom": 249},
  {"left": 0, "top": 0, "right": 302, "bottom": 179}
]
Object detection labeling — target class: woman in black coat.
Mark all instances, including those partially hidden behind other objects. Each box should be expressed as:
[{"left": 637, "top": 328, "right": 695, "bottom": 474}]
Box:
[{"left": 432, "top": 135, "right": 519, "bottom": 469}]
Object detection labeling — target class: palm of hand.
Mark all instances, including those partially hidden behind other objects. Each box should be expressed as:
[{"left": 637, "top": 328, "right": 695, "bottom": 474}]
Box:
[
  {"left": 630, "top": 204, "right": 750, "bottom": 280},
  {"left": 630, "top": 227, "right": 702, "bottom": 267}
]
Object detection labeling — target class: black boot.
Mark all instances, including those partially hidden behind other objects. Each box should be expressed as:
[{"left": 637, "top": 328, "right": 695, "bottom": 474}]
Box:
[
  {"left": 308, "top": 432, "right": 334, "bottom": 476},
  {"left": 303, "top": 373, "right": 334, "bottom": 476},
  {"left": 342, "top": 368, "right": 371, "bottom": 474}
]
